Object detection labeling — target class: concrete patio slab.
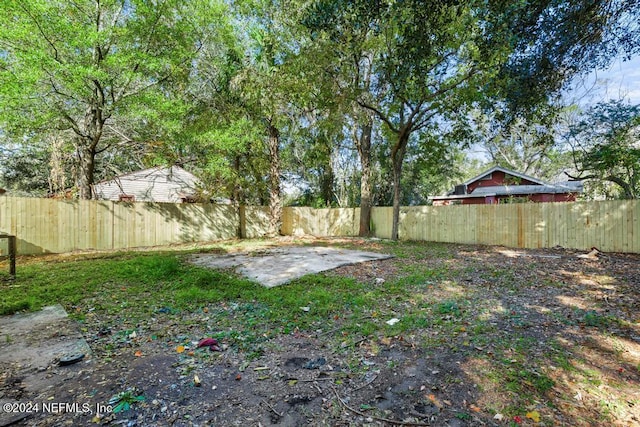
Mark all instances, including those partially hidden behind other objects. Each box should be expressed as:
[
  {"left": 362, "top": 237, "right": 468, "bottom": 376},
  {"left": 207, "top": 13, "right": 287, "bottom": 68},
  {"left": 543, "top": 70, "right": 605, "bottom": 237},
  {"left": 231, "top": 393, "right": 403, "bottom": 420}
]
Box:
[{"left": 188, "top": 246, "right": 392, "bottom": 287}]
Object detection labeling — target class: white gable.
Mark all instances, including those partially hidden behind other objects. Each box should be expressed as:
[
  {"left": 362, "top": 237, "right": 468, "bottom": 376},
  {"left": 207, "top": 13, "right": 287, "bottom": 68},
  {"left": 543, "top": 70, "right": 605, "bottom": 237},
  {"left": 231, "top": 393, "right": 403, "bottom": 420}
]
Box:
[{"left": 93, "top": 166, "right": 200, "bottom": 203}]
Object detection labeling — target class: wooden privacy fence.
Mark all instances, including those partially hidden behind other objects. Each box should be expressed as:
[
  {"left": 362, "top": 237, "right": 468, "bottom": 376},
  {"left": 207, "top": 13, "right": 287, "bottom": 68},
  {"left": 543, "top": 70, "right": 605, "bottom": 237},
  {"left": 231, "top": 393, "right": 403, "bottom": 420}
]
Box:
[
  {"left": 0, "top": 197, "right": 638, "bottom": 255},
  {"left": 0, "top": 197, "right": 240, "bottom": 255},
  {"left": 395, "top": 201, "right": 639, "bottom": 253}
]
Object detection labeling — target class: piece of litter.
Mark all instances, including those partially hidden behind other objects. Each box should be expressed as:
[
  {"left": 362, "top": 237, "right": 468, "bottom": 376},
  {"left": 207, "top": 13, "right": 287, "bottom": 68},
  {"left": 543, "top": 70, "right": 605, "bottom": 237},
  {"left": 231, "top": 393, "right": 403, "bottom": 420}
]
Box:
[
  {"left": 577, "top": 247, "right": 601, "bottom": 260},
  {"left": 198, "top": 338, "right": 218, "bottom": 348},
  {"left": 303, "top": 357, "right": 326, "bottom": 370},
  {"left": 59, "top": 353, "right": 85, "bottom": 366},
  {"left": 386, "top": 318, "right": 400, "bottom": 326},
  {"left": 300, "top": 306, "right": 310, "bottom": 312}
]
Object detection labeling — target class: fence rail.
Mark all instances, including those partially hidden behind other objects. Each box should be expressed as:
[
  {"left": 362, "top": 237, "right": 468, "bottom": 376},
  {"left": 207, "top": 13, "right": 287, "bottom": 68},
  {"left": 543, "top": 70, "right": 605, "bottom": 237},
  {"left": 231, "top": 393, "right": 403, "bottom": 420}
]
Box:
[{"left": 0, "top": 197, "right": 637, "bottom": 255}]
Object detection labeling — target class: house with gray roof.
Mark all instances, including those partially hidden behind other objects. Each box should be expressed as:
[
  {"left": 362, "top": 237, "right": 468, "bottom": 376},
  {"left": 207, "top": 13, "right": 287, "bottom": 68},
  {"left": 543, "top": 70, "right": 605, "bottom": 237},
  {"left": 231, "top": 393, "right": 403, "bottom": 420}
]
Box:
[
  {"left": 93, "top": 166, "right": 200, "bottom": 203},
  {"left": 430, "top": 166, "right": 582, "bottom": 206}
]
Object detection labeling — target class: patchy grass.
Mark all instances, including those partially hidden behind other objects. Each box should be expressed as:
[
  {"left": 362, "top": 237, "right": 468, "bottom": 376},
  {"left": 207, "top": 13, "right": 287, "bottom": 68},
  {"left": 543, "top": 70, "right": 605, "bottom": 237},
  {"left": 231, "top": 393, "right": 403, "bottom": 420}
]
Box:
[{"left": 1, "top": 238, "right": 639, "bottom": 426}]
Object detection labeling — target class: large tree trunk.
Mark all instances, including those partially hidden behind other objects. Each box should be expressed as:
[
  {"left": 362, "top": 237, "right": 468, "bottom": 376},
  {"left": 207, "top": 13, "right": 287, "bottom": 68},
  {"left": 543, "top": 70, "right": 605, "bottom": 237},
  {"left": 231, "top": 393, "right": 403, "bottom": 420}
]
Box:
[
  {"left": 75, "top": 140, "right": 97, "bottom": 200},
  {"left": 75, "top": 100, "right": 105, "bottom": 199},
  {"left": 320, "top": 155, "right": 334, "bottom": 207},
  {"left": 390, "top": 130, "right": 409, "bottom": 240},
  {"left": 356, "top": 120, "right": 373, "bottom": 236},
  {"left": 231, "top": 155, "right": 246, "bottom": 238},
  {"left": 355, "top": 54, "right": 375, "bottom": 236},
  {"left": 267, "top": 122, "right": 282, "bottom": 237},
  {"left": 48, "top": 133, "right": 69, "bottom": 195}
]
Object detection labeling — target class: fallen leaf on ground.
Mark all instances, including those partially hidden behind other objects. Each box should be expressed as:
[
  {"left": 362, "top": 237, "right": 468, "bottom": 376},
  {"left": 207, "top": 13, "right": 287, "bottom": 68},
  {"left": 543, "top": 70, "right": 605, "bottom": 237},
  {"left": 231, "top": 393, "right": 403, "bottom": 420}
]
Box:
[
  {"left": 526, "top": 411, "right": 541, "bottom": 422},
  {"left": 427, "top": 394, "right": 443, "bottom": 408}
]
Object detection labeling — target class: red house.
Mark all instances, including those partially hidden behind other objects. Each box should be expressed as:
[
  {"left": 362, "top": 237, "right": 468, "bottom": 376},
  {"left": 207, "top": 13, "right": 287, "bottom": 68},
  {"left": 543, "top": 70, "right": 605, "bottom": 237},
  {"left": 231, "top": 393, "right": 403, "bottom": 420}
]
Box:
[{"left": 430, "top": 166, "right": 582, "bottom": 206}]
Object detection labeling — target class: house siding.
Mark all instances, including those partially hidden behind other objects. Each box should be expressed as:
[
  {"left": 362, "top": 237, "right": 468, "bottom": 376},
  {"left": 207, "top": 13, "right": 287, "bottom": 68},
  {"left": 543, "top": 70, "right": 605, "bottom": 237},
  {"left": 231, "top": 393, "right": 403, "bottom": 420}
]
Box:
[
  {"left": 432, "top": 192, "right": 577, "bottom": 206},
  {"left": 93, "top": 166, "right": 199, "bottom": 203},
  {"left": 431, "top": 166, "right": 580, "bottom": 206},
  {"left": 466, "top": 170, "right": 538, "bottom": 193}
]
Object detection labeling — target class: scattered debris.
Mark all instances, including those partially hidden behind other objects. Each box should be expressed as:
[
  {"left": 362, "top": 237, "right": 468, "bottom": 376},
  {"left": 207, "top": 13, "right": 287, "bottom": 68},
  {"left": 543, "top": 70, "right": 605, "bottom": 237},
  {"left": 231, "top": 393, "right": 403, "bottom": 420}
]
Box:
[
  {"left": 197, "top": 338, "right": 221, "bottom": 352},
  {"left": 3, "top": 240, "right": 638, "bottom": 426},
  {"left": 58, "top": 352, "right": 85, "bottom": 366},
  {"left": 526, "top": 411, "right": 541, "bottom": 422},
  {"left": 331, "top": 386, "right": 431, "bottom": 426},
  {"left": 498, "top": 249, "right": 562, "bottom": 259},
  {"left": 386, "top": 318, "right": 400, "bottom": 326},
  {"left": 577, "top": 247, "right": 603, "bottom": 260},
  {"left": 303, "top": 357, "right": 326, "bottom": 370},
  {"left": 108, "top": 388, "right": 145, "bottom": 413}
]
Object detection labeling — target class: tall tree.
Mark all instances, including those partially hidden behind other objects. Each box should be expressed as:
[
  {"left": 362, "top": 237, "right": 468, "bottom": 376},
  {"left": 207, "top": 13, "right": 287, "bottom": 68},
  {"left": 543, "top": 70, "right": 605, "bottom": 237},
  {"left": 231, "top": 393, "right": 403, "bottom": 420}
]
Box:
[
  {"left": 309, "top": 0, "right": 498, "bottom": 239},
  {"left": 0, "top": 136, "right": 51, "bottom": 196},
  {"left": 308, "top": 0, "right": 640, "bottom": 239},
  {"left": 0, "top": 0, "right": 227, "bottom": 198},
  {"left": 470, "top": 106, "right": 571, "bottom": 182},
  {"left": 231, "top": 0, "right": 317, "bottom": 236},
  {"left": 303, "top": 5, "right": 378, "bottom": 235},
  {"left": 566, "top": 100, "right": 640, "bottom": 199}
]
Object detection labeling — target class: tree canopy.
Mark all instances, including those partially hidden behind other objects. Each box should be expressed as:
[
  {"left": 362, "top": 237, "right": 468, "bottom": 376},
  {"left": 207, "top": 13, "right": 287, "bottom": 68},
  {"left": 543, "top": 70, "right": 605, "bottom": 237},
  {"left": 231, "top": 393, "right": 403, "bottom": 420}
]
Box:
[
  {"left": 0, "top": 0, "right": 639, "bottom": 235},
  {"left": 0, "top": 0, "right": 233, "bottom": 198},
  {"left": 567, "top": 100, "right": 640, "bottom": 199}
]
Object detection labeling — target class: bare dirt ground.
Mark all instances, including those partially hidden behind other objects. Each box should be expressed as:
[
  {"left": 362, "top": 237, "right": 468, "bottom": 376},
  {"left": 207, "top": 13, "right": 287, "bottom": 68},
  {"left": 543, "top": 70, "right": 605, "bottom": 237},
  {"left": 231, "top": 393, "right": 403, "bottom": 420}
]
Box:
[{"left": 1, "top": 240, "right": 639, "bottom": 426}]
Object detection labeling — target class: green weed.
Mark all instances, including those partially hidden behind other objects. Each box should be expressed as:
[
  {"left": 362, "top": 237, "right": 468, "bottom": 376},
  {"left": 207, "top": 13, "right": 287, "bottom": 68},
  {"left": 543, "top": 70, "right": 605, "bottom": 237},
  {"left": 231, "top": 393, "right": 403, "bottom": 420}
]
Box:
[{"left": 436, "top": 300, "right": 461, "bottom": 316}]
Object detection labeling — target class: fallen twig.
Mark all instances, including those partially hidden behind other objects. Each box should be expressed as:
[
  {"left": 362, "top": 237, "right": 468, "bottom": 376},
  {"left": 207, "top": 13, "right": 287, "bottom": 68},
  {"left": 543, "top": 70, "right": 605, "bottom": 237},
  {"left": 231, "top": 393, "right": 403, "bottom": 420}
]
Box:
[
  {"left": 353, "top": 374, "right": 377, "bottom": 391},
  {"left": 261, "top": 399, "right": 283, "bottom": 418},
  {"left": 353, "top": 337, "right": 368, "bottom": 346},
  {"left": 299, "top": 377, "right": 333, "bottom": 382},
  {"left": 332, "top": 386, "right": 431, "bottom": 426},
  {"left": 317, "top": 326, "right": 342, "bottom": 337}
]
